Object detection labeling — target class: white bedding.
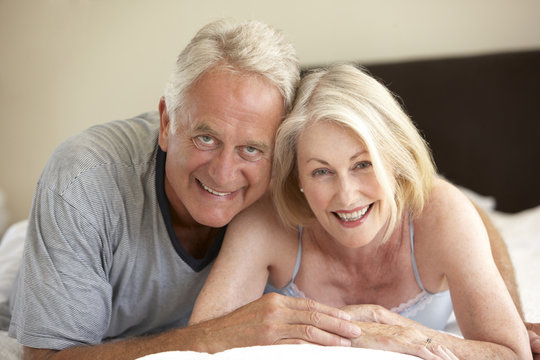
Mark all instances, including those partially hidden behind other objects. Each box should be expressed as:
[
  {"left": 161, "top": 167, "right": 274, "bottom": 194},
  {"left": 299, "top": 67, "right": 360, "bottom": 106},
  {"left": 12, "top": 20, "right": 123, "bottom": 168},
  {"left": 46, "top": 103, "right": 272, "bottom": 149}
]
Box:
[
  {"left": 137, "top": 344, "right": 421, "bottom": 360},
  {"left": 0, "top": 188, "right": 538, "bottom": 360}
]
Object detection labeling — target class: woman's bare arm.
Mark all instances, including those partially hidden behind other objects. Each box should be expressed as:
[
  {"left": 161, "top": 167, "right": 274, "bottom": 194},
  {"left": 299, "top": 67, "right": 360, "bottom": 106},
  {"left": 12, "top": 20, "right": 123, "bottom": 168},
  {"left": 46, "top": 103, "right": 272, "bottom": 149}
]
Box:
[{"left": 413, "top": 179, "right": 530, "bottom": 359}]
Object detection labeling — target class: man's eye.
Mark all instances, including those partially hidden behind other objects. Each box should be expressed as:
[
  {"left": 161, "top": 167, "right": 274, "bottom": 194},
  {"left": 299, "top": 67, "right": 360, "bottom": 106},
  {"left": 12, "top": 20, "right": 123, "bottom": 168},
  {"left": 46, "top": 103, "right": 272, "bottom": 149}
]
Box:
[
  {"left": 240, "top": 146, "right": 263, "bottom": 161},
  {"left": 198, "top": 135, "right": 214, "bottom": 144},
  {"left": 193, "top": 135, "right": 217, "bottom": 149}
]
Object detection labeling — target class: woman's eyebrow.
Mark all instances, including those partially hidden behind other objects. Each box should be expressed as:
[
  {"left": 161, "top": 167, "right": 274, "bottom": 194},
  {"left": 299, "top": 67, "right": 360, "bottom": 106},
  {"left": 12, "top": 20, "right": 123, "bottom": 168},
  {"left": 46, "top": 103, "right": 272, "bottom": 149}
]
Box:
[
  {"left": 306, "top": 150, "right": 369, "bottom": 164},
  {"left": 350, "top": 150, "right": 368, "bottom": 160}
]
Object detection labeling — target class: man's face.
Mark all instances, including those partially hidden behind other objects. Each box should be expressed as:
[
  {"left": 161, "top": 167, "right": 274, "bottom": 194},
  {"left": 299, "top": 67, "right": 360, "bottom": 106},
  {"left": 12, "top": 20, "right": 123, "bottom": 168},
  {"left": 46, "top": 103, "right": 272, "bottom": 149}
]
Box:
[{"left": 159, "top": 69, "right": 284, "bottom": 228}]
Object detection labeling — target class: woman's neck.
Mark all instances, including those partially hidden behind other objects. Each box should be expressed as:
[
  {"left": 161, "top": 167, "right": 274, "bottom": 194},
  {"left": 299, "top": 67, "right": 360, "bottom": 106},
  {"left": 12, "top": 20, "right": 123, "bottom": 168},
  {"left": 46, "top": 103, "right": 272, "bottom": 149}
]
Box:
[
  {"left": 305, "top": 216, "right": 406, "bottom": 273},
  {"left": 298, "top": 215, "right": 413, "bottom": 307}
]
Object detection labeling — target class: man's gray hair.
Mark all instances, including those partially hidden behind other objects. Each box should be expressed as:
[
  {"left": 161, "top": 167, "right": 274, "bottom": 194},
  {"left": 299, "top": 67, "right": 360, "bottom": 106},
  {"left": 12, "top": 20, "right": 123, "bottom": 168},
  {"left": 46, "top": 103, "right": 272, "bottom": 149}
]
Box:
[{"left": 164, "top": 19, "right": 300, "bottom": 130}]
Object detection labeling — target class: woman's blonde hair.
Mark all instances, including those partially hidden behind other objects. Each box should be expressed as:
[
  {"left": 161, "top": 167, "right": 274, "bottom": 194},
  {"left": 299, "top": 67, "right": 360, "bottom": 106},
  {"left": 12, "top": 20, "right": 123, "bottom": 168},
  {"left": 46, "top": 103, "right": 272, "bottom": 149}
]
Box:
[{"left": 272, "top": 64, "right": 436, "bottom": 241}]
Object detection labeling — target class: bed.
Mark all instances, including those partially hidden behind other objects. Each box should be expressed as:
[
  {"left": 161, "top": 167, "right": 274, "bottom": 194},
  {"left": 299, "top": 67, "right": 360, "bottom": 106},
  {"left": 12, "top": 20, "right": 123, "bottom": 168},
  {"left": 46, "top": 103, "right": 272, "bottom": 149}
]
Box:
[{"left": 0, "top": 50, "right": 539, "bottom": 360}]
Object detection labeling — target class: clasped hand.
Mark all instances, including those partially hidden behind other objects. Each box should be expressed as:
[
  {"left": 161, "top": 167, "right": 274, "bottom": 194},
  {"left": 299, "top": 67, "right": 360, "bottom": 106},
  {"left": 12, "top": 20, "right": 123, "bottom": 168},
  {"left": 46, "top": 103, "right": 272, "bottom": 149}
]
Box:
[{"left": 194, "top": 294, "right": 457, "bottom": 359}]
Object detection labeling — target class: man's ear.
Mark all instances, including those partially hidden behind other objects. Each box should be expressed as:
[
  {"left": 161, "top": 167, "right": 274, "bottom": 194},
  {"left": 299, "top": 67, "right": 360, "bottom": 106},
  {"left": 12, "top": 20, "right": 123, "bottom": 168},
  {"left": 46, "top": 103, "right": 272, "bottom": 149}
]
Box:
[{"left": 158, "top": 97, "right": 170, "bottom": 152}]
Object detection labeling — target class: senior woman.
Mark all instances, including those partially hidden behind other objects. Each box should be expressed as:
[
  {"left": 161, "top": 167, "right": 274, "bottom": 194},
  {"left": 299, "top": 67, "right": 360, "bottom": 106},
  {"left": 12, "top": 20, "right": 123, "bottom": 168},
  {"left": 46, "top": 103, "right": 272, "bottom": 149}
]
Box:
[{"left": 189, "top": 64, "right": 531, "bottom": 359}]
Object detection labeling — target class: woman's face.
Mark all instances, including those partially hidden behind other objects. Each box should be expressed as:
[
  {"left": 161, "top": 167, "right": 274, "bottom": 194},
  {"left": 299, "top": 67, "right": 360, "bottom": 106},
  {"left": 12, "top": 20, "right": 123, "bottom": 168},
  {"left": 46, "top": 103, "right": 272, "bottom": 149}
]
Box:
[{"left": 296, "top": 121, "right": 389, "bottom": 247}]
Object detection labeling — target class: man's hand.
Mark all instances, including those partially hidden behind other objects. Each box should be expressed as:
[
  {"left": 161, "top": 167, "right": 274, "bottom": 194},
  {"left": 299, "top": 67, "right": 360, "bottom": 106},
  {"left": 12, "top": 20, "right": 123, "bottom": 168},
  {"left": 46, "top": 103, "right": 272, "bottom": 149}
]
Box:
[
  {"left": 193, "top": 292, "right": 363, "bottom": 353},
  {"left": 526, "top": 322, "right": 540, "bottom": 359}
]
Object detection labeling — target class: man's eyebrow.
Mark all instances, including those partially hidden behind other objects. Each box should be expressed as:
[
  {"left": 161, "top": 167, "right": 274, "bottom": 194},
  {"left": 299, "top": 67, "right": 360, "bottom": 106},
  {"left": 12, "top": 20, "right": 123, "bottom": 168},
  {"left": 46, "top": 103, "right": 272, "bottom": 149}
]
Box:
[{"left": 193, "top": 123, "right": 218, "bottom": 135}]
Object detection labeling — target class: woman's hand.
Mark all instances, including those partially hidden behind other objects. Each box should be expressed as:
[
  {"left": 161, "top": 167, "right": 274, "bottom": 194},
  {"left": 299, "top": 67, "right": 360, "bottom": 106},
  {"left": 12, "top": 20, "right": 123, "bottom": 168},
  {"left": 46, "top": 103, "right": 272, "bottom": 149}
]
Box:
[
  {"left": 341, "top": 304, "right": 413, "bottom": 327},
  {"left": 351, "top": 321, "right": 458, "bottom": 360},
  {"left": 341, "top": 305, "right": 457, "bottom": 359}
]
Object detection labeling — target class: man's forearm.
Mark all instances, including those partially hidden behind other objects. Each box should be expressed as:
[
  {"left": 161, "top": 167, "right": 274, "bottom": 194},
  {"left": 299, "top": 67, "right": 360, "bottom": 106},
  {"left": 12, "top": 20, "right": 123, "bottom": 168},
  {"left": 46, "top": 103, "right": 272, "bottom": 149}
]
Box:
[{"left": 24, "top": 326, "right": 207, "bottom": 360}]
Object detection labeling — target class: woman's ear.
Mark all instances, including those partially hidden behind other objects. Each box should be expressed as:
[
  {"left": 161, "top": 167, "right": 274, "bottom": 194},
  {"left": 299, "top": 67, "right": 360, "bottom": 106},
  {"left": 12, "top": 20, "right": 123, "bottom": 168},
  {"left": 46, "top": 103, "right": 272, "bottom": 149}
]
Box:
[{"left": 158, "top": 97, "right": 170, "bottom": 152}]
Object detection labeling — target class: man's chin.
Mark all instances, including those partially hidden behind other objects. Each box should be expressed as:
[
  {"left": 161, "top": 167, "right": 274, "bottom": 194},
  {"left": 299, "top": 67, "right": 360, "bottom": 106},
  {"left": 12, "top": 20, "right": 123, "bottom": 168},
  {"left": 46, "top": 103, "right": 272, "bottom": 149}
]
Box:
[{"left": 194, "top": 210, "right": 236, "bottom": 228}]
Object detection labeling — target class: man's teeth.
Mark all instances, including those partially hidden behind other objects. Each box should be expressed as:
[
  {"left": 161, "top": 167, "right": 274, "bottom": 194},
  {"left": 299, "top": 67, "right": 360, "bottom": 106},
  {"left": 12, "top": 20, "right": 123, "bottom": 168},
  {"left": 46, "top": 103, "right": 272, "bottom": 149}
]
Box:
[
  {"left": 335, "top": 205, "right": 370, "bottom": 222},
  {"left": 201, "top": 182, "right": 232, "bottom": 196}
]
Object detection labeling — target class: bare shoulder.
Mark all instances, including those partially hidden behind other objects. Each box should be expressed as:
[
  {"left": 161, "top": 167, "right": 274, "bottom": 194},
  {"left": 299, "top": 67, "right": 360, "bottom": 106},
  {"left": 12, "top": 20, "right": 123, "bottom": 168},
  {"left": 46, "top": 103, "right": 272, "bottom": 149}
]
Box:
[
  {"left": 229, "top": 192, "right": 283, "bottom": 233},
  {"left": 414, "top": 178, "right": 490, "bottom": 279},
  {"left": 417, "top": 177, "right": 482, "bottom": 231},
  {"left": 226, "top": 192, "right": 292, "bottom": 249},
  {"left": 223, "top": 192, "right": 299, "bottom": 288}
]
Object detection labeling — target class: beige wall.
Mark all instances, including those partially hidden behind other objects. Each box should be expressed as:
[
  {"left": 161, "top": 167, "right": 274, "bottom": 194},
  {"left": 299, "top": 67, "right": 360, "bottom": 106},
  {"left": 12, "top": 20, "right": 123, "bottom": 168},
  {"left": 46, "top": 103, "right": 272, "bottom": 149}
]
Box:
[{"left": 1, "top": 0, "right": 540, "bottom": 225}]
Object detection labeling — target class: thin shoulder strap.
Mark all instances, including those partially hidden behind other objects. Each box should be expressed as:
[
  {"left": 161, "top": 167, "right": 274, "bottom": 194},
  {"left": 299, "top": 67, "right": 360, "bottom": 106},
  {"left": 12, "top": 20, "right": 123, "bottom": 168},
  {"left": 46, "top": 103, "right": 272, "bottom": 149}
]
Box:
[
  {"left": 290, "top": 226, "right": 303, "bottom": 282},
  {"left": 409, "top": 213, "right": 430, "bottom": 294}
]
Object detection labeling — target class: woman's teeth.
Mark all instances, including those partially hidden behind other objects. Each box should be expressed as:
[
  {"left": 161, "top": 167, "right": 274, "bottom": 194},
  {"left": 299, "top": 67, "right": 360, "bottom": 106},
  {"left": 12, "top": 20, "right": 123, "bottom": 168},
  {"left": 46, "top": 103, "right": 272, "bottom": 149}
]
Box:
[{"left": 335, "top": 205, "right": 370, "bottom": 222}]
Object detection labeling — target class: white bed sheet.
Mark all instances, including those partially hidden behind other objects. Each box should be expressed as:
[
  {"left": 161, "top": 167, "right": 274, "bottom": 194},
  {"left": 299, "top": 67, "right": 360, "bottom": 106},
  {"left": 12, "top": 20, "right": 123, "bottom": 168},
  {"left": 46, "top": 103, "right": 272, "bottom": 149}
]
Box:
[{"left": 137, "top": 344, "right": 421, "bottom": 360}]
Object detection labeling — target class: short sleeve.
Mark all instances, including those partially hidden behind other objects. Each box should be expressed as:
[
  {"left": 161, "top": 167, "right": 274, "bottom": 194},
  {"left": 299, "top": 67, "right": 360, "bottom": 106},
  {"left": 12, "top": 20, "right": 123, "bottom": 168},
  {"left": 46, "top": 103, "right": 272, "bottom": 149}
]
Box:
[{"left": 9, "top": 183, "right": 113, "bottom": 350}]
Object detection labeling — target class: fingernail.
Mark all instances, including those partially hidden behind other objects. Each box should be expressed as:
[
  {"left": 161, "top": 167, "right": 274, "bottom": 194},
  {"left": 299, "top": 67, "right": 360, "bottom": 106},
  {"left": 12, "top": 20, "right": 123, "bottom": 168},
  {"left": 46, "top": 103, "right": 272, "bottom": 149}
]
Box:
[
  {"left": 341, "top": 338, "right": 352, "bottom": 346},
  {"left": 339, "top": 311, "right": 352, "bottom": 321},
  {"left": 351, "top": 324, "right": 362, "bottom": 336}
]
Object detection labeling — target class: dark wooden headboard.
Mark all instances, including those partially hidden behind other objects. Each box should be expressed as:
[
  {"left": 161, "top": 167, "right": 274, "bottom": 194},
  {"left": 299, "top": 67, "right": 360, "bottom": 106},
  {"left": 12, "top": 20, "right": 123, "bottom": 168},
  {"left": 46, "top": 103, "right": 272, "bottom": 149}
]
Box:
[{"left": 305, "top": 50, "right": 540, "bottom": 212}]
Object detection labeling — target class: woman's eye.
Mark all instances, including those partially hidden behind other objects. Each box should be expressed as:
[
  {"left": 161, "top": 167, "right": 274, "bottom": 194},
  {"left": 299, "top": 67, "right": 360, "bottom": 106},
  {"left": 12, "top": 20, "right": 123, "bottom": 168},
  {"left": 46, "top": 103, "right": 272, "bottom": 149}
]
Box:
[
  {"left": 355, "top": 161, "right": 372, "bottom": 170},
  {"left": 312, "top": 168, "right": 330, "bottom": 176},
  {"left": 240, "top": 146, "right": 263, "bottom": 161}
]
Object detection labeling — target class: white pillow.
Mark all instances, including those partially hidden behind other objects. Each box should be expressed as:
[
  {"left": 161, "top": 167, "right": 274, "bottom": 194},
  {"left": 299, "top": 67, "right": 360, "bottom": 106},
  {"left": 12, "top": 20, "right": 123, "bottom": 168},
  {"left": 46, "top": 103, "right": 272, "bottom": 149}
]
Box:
[
  {"left": 137, "top": 344, "right": 420, "bottom": 360},
  {"left": 0, "top": 220, "right": 27, "bottom": 304},
  {"left": 457, "top": 185, "right": 497, "bottom": 212}
]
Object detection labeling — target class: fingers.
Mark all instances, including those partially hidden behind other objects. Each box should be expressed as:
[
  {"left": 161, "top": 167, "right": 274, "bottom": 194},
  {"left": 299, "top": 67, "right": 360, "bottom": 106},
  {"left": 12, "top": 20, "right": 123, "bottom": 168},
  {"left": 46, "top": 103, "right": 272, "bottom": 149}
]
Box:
[
  {"left": 263, "top": 294, "right": 362, "bottom": 346},
  {"left": 276, "top": 324, "right": 353, "bottom": 347},
  {"left": 284, "top": 295, "right": 351, "bottom": 321},
  {"left": 283, "top": 302, "right": 362, "bottom": 345},
  {"left": 529, "top": 329, "right": 540, "bottom": 354}
]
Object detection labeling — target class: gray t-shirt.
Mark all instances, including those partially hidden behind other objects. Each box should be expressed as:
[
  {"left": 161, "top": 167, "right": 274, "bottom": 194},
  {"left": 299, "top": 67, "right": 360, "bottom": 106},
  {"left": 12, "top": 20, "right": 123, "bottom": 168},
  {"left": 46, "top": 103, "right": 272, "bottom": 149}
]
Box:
[{"left": 9, "top": 112, "right": 224, "bottom": 350}]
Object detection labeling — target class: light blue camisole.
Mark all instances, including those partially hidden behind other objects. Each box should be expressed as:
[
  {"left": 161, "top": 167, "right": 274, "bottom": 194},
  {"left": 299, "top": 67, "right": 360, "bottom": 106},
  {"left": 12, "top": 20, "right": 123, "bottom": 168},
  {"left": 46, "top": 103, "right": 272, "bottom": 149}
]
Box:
[{"left": 265, "top": 217, "right": 454, "bottom": 330}]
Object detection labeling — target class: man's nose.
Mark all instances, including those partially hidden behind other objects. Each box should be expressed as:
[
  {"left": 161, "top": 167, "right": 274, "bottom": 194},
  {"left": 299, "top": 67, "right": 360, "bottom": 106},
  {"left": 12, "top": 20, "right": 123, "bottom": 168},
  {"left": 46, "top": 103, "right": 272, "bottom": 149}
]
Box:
[{"left": 208, "top": 148, "right": 239, "bottom": 185}]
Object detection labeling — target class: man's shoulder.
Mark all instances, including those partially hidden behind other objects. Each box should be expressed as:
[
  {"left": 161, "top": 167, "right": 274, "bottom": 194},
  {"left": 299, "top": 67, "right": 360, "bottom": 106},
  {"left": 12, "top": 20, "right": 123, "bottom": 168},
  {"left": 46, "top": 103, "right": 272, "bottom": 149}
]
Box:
[{"left": 40, "top": 112, "right": 160, "bottom": 194}]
